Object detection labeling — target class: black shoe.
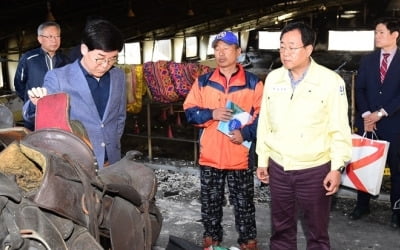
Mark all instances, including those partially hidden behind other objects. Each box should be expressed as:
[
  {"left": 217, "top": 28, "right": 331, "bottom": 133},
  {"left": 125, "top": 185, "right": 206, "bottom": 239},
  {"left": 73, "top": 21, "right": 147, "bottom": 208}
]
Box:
[
  {"left": 390, "top": 213, "right": 400, "bottom": 229},
  {"left": 348, "top": 207, "right": 370, "bottom": 220}
]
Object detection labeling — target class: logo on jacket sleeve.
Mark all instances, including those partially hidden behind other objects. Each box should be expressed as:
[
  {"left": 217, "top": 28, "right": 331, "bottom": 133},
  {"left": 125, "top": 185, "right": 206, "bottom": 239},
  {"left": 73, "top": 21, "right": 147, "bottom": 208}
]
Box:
[{"left": 339, "top": 85, "right": 346, "bottom": 96}]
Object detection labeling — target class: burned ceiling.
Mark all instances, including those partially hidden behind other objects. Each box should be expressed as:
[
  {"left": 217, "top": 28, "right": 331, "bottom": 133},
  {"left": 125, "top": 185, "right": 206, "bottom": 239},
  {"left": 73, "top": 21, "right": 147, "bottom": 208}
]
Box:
[{"left": 0, "top": 0, "right": 396, "bottom": 56}]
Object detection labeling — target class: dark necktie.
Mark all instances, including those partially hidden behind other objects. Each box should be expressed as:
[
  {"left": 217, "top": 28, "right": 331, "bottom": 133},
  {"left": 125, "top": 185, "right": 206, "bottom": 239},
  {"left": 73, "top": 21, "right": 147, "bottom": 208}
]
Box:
[{"left": 380, "top": 53, "right": 390, "bottom": 83}]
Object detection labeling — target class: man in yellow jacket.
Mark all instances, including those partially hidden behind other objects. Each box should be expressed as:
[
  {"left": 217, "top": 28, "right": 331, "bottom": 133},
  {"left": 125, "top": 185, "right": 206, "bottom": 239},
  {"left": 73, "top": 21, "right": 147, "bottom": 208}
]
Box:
[{"left": 256, "top": 22, "right": 352, "bottom": 249}]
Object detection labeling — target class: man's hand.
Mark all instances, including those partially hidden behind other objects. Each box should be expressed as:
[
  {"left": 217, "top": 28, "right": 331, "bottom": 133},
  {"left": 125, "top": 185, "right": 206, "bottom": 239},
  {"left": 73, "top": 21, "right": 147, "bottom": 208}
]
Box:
[
  {"left": 256, "top": 167, "right": 269, "bottom": 184},
  {"left": 323, "top": 170, "right": 341, "bottom": 196},
  {"left": 363, "top": 112, "right": 381, "bottom": 132},
  {"left": 212, "top": 107, "right": 232, "bottom": 121},
  {"left": 27, "top": 87, "right": 48, "bottom": 105},
  {"left": 229, "top": 129, "right": 243, "bottom": 145}
]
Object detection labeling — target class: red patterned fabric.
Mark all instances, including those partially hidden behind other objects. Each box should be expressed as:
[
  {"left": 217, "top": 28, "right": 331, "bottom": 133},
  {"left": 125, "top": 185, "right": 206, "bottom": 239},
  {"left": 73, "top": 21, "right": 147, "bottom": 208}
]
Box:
[
  {"left": 143, "top": 61, "right": 164, "bottom": 102},
  {"left": 154, "top": 61, "right": 179, "bottom": 102},
  {"left": 184, "top": 63, "right": 200, "bottom": 81},
  {"left": 184, "top": 63, "right": 212, "bottom": 83},
  {"left": 168, "top": 62, "right": 192, "bottom": 98},
  {"left": 143, "top": 61, "right": 179, "bottom": 103},
  {"left": 143, "top": 61, "right": 213, "bottom": 103},
  {"left": 199, "top": 64, "right": 212, "bottom": 75}
]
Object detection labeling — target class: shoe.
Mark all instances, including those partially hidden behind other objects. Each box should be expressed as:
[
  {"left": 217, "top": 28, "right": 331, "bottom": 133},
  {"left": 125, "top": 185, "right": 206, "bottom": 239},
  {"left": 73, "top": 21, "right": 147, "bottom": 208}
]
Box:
[
  {"left": 348, "top": 206, "right": 370, "bottom": 220},
  {"left": 390, "top": 213, "right": 400, "bottom": 229},
  {"left": 203, "top": 236, "right": 220, "bottom": 249},
  {"left": 240, "top": 239, "right": 258, "bottom": 250}
]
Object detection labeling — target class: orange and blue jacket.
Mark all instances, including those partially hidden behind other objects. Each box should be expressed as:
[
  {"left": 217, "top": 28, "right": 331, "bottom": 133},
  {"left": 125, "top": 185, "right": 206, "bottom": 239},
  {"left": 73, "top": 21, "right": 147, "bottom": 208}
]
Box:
[{"left": 183, "top": 64, "right": 264, "bottom": 170}]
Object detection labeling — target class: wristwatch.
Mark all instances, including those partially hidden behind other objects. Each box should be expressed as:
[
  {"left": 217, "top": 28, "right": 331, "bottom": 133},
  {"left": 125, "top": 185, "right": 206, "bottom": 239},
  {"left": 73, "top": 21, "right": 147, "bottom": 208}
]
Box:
[
  {"left": 377, "top": 111, "right": 383, "bottom": 117},
  {"left": 337, "top": 166, "right": 346, "bottom": 173}
]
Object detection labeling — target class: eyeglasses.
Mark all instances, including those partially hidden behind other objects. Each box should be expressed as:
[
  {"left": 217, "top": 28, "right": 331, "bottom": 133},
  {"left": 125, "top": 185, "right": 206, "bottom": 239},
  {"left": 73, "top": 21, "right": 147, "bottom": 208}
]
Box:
[
  {"left": 279, "top": 46, "right": 305, "bottom": 53},
  {"left": 40, "top": 35, "right": 61, "bottom": 40},
  {"left": 94, "top": 58, "right": 118, "bottom": 66}
]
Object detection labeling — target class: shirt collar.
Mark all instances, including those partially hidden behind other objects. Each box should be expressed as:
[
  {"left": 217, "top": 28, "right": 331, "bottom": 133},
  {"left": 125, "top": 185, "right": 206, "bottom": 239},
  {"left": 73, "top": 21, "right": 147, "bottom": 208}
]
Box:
[
  {"left": 78, "top": 60, "right": 105, "bottom": 78},
  {"left": 381, "top": 48, "right": 397, "bottom": 58},
  {"left": 288, "top": 66, "right": 309, "bottom": 90}
]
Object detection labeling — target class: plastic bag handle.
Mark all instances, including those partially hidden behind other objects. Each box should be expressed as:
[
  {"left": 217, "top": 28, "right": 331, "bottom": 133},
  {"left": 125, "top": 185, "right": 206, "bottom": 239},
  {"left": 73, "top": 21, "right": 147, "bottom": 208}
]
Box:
[{"left": 362, "top": 131, "right": 379, "bottom": 140}]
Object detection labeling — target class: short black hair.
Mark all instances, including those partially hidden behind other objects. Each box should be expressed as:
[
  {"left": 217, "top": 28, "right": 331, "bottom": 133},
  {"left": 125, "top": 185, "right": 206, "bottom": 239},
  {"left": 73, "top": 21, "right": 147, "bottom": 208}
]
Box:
[
  {"left": 280, "top": 22, "right": 316, "bottom": 47},
  {"left": 81, "top": 19, "right": 124, "bottom": 52},
  {"left": 375, "top": 17, "right": 400, "bottom": 40}
]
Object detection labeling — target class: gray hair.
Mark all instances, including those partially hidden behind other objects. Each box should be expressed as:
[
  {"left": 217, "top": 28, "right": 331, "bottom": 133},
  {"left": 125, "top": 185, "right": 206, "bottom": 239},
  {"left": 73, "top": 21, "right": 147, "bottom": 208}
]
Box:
[{"left": 37, "top": 21, "right": 61, "bottom": 36}]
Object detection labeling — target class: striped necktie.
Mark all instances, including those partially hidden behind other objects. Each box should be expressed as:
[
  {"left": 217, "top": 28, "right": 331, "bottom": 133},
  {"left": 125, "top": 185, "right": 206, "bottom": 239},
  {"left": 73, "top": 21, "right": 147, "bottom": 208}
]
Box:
[{"left": 380, "top": 53, "right": 390, "bottom": 83}]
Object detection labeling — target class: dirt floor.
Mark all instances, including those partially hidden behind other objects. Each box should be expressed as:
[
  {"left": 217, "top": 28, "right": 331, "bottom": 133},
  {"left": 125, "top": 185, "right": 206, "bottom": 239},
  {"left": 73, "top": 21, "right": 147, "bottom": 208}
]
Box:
[
  {"left": 122, "top": 110, "right": 400, "bottom": 250},
  {"left": 131, "top": 161, "right": 400, "bottom": 250}
]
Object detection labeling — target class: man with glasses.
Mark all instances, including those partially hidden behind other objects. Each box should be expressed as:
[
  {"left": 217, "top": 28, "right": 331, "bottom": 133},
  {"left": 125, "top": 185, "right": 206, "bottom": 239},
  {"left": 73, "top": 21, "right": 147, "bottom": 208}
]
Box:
[
  {"left": 256, "top": 22, "right": 352, "bottom": 249},
  {"left": 14, "top": 21, "right": 70, "bottom": 129},
  {"left": 23, "top": 19, "right": 126, "bottom": 169}
]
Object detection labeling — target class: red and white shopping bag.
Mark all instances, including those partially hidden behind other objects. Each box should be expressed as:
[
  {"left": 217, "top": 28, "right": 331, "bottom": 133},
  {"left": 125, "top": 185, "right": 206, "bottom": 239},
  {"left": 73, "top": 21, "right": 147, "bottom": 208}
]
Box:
[{"left": 341, "top": 133, "right": 390, "bottom": 196}]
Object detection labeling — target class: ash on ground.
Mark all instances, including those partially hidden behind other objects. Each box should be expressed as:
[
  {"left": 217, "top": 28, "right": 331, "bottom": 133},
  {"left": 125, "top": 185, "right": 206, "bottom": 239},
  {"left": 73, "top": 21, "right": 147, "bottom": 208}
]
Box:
[
  {"left": 154, "top": 169, "right": 271, "bottom": 204},
  {"left": 153, "top": 167, "right": 392, "bottom": 226}
]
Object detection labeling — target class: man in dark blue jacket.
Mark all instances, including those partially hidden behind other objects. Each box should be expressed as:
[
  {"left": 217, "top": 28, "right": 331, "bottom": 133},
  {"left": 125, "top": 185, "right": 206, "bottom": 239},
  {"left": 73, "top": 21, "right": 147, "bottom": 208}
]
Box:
[
  {"left": 14, "top": 21, "right": 70, "bottom": 130},
  {"left": 350, "top": 17, "right": 400, "bottom": 229}
]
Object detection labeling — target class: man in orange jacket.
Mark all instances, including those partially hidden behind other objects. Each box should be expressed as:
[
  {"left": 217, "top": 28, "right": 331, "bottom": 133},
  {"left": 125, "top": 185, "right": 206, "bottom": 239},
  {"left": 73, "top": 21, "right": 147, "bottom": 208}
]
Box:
[{"left": 184, "top": 31, "right": 263, "bottom": 250}]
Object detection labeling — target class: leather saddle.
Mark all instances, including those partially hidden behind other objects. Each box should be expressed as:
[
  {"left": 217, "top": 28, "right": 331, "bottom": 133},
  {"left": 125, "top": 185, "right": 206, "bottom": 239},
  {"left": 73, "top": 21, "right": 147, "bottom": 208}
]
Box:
[
  {"left": 15, "top": 133, "right": 162, "bottom": 250},
  {"left": 22, "top": 128, "right": 98, "bottom": 178},
  {"left": 0, "top": 92, "right": 162, "bottom": 249},
  {"left": 34, "top": 92, "right": 94, "bottom": 151},
  {"left": 0, "top": 171, "right": 103, "bottom": 250}
]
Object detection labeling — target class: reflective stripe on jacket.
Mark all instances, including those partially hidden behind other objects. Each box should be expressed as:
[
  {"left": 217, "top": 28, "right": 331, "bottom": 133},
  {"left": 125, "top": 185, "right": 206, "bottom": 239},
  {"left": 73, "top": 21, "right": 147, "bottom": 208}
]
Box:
[{"left": 14, "top": 47, "right": 70, "bottom": 102}]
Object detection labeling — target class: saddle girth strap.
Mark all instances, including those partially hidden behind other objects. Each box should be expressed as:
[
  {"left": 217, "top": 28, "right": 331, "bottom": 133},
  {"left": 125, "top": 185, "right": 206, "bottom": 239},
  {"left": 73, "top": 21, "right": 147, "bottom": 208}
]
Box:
[
  {"left": 63, "top": 155, "right": 100, "bottom": 242},
  {"left": 2, "top": 206, "right": 25, "bottom": 249}
]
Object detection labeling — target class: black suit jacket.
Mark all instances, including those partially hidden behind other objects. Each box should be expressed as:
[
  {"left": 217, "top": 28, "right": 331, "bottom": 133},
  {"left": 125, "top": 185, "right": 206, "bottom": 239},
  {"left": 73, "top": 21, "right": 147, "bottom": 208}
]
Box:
[{"left": 355, "top": 48, "right": 400, "bottom": 140}]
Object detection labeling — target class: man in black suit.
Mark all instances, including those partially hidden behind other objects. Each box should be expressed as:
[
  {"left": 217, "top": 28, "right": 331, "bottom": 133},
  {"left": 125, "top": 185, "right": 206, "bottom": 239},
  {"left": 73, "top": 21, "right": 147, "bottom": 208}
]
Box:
[{"left": 351, "top": 17, "right": 400, "bottom": 229}]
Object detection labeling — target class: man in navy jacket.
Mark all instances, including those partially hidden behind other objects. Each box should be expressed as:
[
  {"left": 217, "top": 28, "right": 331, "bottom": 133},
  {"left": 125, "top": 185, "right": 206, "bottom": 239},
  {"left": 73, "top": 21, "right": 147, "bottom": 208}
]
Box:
[
  {"left": 14, "top": 21, "right": 70, "bottom": 129},
  {"left": 351, "top": 17, "right": 400, "bottom": 229}
]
